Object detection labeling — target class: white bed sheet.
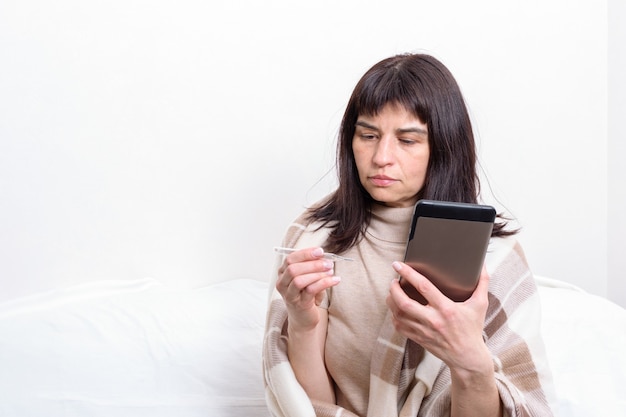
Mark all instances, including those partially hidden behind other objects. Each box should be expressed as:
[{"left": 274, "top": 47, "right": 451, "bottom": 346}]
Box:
[{"left": 0, "top": 277, "right": 625, "bottom": 417}]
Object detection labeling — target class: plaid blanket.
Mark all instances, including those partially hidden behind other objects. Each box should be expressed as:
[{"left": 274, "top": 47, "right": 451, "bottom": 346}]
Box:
[{"left": 262, "top": 219, "right": 554, "bottom": 417}]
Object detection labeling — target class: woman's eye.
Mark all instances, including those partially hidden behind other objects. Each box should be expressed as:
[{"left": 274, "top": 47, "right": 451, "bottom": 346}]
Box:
[
  {"left": 361, "top": 134, "right": 376, "bottom": 140},
  {"left": 399, "top": 138, "right": 416, "bottom": 145}
]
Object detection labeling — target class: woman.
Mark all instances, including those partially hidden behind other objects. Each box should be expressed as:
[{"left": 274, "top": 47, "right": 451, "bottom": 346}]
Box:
[{"left": 263, "top": 53, "right": 554, "bottom": 417}]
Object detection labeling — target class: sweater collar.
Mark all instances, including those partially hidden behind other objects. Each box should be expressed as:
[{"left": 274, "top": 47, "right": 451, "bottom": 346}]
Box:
[{"left": 367, "top": 203, "right": 414, "bottom": 245}]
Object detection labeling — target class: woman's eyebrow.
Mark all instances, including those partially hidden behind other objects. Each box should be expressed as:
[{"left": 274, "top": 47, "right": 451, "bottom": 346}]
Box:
[
  {"left": 355, "top": 120, "right": 378, "bottom": 130},
  {"left": 355, "top": 120, "right": 427, "bottom": 136},
  {"left": 397, "top": 127, "right": 428, "bottom": 136}
]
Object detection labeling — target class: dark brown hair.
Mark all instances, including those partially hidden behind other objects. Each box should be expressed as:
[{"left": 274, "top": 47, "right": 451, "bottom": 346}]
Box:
[{"left": 309, "top": 53, "right": 514, "bottom": 254}]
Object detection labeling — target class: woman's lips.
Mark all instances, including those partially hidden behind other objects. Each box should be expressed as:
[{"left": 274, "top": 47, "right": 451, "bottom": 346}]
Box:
[{"left": 369, "top": 175, "right": 397, "bottom": 187}]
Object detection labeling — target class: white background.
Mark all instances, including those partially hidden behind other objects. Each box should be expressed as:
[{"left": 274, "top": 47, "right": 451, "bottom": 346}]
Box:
[{"left": 1, "top": 0, "right": 624, "bottom": 307}]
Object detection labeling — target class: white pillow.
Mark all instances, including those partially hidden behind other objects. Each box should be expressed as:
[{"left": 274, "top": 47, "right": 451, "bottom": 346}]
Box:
[
  {"left": 0, "top": 278, "right": 270, "bottom": 417},
  {"left": 538, "top": 278, "right": 626, "bottom": 417}
]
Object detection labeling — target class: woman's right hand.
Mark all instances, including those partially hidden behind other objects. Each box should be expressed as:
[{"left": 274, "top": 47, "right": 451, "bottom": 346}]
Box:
[
  {"left": 277, "top": 247, "right": 339, "bottom": 403},
  {"left": 275, "top": 247, "right": 341, "bottom": 331}
]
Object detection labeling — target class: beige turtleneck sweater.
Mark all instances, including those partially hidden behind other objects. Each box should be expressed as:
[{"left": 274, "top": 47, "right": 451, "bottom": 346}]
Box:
[{"left": 324, "top": 203, "right": 414, "bottom": 416}]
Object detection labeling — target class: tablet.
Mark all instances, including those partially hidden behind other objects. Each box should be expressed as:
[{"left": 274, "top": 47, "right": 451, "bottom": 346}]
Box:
[{"left": 401, "top": 200, "right": 496, "bottom": 304}]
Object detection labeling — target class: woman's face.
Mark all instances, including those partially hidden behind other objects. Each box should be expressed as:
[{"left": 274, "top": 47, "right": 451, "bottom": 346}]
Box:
[{"left": 352, "top": 103, "right": 430, "bottom": 208}]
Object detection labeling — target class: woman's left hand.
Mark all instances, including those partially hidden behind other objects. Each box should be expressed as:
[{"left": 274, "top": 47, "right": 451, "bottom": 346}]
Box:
[{"left": 386, "top": 261, "right": 492, "bottom": 373}]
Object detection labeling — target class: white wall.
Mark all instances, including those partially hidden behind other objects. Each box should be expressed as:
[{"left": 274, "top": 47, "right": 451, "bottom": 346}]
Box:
[
  {"left": 608, "top": 0, "right": 626, "bottom": 308},
  {"left": 0, "top": 0, "right": 618, "bottom": 306}
]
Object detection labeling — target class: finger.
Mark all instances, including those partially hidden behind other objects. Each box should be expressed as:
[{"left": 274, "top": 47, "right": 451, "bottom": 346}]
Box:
[
  {"left": 290, "top": 270, "right": 338, "bottom": 294},
  {"left": 387, "top": 277, "right": 432, "bottom": 328},
  {"left": 278, "top": 265, "right": 330, "bottom": 296},
  {"left": 279, "top": 257, "right": 334, "bottom": 287},
  {"left": 284, "top": 247, "right": 325, "bottom": 265},
  {"left": 467, "top": 264, "right": 490, "bottom": 304},
  {"left": 275, "top": 247, "right": 340, "bottom": 307},
  {"left": 277, "top": 247, "right": 329, "bottom": 276},
  {"left": 313, "top": 276, "right": 341, "bottom": 305},
  {"left": 285, "top": 274, "right": 340, "bottom": 307},
  {"left": 387, "top": 279, "right": 429, "bottom": 336},
  {"left": 392, "top": 261, "right": 443, "bottom": 307},
  {"left": 388, "top": 277, "right": 415, "bottom": 308},
  {"left": 280, "top": 265, "right": 339, "bottom": 304},
  {"left": 386, "top": 281, "right": 404, "bottom": 324}
]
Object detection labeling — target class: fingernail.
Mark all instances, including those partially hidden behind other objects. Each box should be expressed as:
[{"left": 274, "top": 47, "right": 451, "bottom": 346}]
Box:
[
  {"left": 312, "top": 247, "right": 324, "bottom": 257},
  {"left": 332, "top": 276, "right": 341, "bottom": 283},
  {"left": 392, "top": 261, "right": 402, "bottom": 272},
  {"left": 323, "top": 260, "right": 333, "bottom": 269}
]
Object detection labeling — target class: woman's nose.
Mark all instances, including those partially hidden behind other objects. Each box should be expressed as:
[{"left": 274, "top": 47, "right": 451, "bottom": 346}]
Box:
[{"left": 372, "top": 136, "right": 394, "bottom": 166}]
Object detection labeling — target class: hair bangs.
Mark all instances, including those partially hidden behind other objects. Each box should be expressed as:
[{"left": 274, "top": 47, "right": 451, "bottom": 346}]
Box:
[{"left": 354, "top": 63, "right": 430, "bottom": 124}]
